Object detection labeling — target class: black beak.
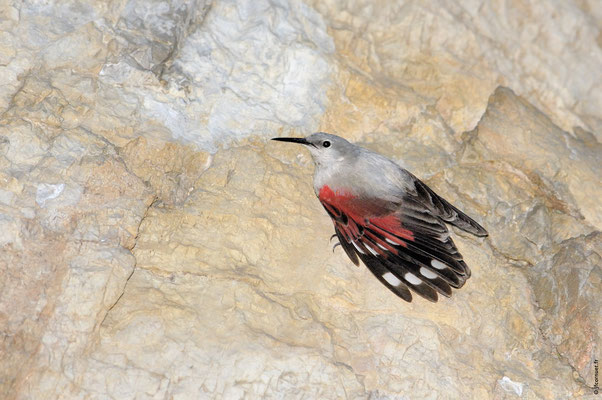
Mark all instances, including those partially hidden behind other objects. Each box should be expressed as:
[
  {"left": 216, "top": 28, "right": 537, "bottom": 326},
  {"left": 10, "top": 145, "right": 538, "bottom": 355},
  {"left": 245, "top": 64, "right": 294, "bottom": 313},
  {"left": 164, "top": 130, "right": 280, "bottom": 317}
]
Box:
[{"left": 271, "top": 137, "right": 314, "bottom": 147}]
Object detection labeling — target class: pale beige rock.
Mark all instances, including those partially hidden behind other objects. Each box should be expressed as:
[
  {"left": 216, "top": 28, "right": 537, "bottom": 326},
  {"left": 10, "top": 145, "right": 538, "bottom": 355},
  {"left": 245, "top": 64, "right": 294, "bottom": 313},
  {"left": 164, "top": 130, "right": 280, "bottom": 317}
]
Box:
[
  {"left": 463, "top": 86, "right": 602, "bottom": 231},
  {"left": 309, "top": 0, "right": 602, "bottom": 138},
  {"left": 0, "top": 119, "right": 154, "bottom": 398},
  {"left": 529, "top": 232, "right": 601, "bottom": 388},
  {"left": 0, "top": 0, "right": 601, "bottom": 399}
]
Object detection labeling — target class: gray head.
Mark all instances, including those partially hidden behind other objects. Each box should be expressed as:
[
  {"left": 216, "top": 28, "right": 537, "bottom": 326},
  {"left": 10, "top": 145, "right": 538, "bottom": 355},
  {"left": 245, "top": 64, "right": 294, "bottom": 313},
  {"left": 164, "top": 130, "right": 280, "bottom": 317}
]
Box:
[{"left": 272, "top": 132, "right": 358, "bottom": 167}]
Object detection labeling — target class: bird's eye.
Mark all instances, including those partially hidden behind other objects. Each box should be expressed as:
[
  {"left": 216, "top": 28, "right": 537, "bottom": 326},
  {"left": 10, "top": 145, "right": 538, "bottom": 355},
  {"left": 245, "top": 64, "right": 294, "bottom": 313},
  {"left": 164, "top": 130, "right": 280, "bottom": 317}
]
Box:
[{"left": 322, "top": 140, "right": 331, "bottom": 148}]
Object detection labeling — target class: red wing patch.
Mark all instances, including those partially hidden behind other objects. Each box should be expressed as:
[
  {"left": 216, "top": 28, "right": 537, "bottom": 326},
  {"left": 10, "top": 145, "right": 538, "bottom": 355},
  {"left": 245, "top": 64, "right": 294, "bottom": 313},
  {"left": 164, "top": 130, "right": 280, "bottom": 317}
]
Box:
[
  {"left": 318, "top": 185, "right": 414, "bottom": 251},
  {"left": 318, "top": 185, "right": 470, "bottom": 303}
]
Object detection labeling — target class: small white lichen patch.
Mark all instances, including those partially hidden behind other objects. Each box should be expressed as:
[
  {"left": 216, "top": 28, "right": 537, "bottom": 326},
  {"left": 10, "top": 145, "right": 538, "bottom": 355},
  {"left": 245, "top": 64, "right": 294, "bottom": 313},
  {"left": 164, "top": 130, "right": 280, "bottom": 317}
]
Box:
[
  {"left": 0, "top": 214, "right": 20, "bottom": 247},
  {"left": 36, "top": 183, "right": 65, "bottom": 207},
  {"left": 498, "top": 376, "right": 524, "bottom": 396}
]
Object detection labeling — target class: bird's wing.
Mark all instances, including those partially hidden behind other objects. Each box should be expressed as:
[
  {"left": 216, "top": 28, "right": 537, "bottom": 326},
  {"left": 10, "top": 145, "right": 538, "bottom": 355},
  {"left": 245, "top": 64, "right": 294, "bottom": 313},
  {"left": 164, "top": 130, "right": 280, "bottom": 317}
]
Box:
[
  {"left": 409, "top": 173, "right": 488, "bottom": 237},
  {"left": 319, "top": 184, "right": 479, "bottom": 303}
]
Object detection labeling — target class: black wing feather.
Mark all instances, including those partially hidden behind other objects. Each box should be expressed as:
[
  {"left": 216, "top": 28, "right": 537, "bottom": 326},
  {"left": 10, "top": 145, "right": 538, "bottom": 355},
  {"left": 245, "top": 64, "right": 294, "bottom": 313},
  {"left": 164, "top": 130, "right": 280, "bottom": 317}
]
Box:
[
  {"left": 412, "top": 177, "right": 488, "bottom": 237},
  {"left": 322, "top": 184, "right": 485, "bottom": 302}
]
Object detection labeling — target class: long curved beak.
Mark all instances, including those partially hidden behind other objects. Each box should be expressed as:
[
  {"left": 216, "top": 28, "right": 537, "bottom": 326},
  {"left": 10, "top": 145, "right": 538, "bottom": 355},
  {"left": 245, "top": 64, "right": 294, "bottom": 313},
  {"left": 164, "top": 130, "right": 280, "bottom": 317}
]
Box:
[{"left": 271, "top": 137, "right": 312, "bottom": 146}]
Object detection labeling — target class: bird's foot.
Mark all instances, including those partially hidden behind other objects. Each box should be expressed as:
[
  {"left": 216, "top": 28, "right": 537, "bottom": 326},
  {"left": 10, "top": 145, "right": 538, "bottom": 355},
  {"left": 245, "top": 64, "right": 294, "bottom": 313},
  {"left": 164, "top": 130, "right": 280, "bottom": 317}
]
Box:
[{"left": 332, "top": 242, "right": 341, "bottom": 253}]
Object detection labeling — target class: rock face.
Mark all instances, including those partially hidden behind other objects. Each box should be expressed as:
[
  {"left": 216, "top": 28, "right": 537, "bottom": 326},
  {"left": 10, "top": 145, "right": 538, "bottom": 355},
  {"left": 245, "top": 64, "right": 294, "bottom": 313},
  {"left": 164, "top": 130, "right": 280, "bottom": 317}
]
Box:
[{"left": 0, "top": 1, "right": 600, "bottom": 399}]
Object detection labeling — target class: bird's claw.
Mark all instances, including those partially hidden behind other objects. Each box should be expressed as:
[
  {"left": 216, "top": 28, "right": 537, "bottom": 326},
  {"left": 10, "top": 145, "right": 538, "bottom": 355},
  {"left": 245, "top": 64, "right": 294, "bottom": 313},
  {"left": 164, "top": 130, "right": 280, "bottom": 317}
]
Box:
[
  {"left": 329, "top": 234, "right": 337, "bottom": 242},
  {"left": 332, "top": 242, "right": 341, "bottom": 253}
]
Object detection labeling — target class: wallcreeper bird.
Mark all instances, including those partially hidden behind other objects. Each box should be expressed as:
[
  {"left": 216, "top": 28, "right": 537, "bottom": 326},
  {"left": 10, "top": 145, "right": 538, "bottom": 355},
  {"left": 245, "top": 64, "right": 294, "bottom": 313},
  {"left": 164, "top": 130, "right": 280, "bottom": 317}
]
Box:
[{"left": 272, "top": 132, "right": 488, "bottom": 303}]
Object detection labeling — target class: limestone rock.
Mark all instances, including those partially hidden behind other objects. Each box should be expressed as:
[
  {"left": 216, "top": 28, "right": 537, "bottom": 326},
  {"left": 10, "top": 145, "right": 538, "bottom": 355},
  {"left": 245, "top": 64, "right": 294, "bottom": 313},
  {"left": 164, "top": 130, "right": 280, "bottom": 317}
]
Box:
[
  {"left": 463, "top": 86, "right": 602, "bottom": 231},
  {"left": 1, "top": 0, "right": 601, "bottom": 399},
  {"left": 309, "top": 0, "right": 602, "bottom": 138},
  {"left": 529, "top": 232, "right": 601, "bottom": 388}
]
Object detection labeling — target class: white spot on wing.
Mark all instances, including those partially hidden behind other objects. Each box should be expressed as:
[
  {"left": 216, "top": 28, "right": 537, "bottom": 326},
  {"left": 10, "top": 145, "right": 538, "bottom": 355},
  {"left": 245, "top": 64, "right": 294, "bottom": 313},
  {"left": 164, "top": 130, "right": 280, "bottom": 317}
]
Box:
[
  {"left": 420, "top": 267, "right": 438, "bottom": 279},
  {"left": 405, "top": 272, "right": 422, "bottom": 285},
  {"left": 377, "top": 243, "right": 387, "bottom": 250},
  {"left": 385, "top": 238, "right": 398, "bottom": 245},
  {"left": 382, "top": 272, "right": 402, "bottom": 287},
  {"left": 352, "top": 242, "right": 365, "bottom": 254},
  {"left": 365, "top": 244, "right": 379, "bottom": 256},
  {"left": 431, "top": 259, "right": 447, "bottom": 270}
]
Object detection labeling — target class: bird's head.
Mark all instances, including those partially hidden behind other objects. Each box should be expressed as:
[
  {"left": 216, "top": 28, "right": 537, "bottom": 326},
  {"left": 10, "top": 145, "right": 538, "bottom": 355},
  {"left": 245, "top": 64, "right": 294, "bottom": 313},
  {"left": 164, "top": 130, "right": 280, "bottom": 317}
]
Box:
[{"left": 272, "top": 132, "right": 357, "bottom": 167}]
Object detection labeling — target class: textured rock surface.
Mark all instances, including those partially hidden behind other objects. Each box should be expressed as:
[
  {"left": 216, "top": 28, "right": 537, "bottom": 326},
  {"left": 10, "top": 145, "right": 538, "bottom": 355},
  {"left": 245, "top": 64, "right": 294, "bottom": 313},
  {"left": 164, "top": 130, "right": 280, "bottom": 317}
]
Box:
[{"left": 1, "top": 0, "right": 600, "bottom": 399}]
